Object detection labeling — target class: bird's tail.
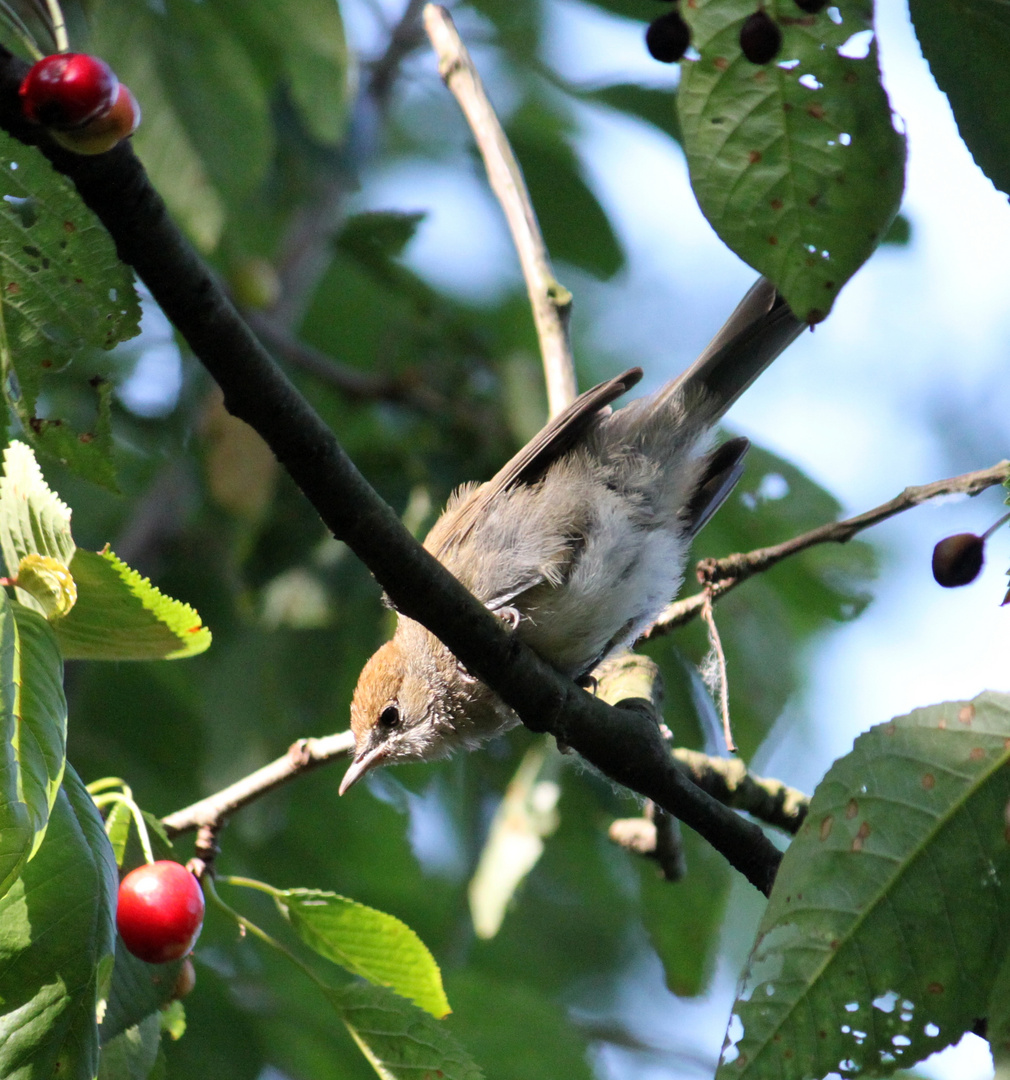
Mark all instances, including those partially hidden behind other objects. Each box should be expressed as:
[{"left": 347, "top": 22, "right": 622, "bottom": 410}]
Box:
[{"left": 652, "top": 276, "right": 805, "bottom": 427}]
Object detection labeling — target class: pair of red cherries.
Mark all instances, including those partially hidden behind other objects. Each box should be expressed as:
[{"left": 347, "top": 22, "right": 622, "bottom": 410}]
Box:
[{"left": 18, "top": 51, "right": 139, "bottom": 154}]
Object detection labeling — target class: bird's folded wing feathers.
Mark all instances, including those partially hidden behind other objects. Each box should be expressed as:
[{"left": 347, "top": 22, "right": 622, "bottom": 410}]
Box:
[{"left": 426, "top": 367, "right": 643, "bottom": 560}]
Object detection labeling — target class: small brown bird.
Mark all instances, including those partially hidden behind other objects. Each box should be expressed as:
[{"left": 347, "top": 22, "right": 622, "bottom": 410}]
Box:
[{"left": 340, "top": 278, "right": 803, "bottom": 793}]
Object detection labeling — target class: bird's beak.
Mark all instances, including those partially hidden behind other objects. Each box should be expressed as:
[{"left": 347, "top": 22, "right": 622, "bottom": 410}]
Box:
[{"left": 338, "top": 743, "right": 388, "bottom": 795}]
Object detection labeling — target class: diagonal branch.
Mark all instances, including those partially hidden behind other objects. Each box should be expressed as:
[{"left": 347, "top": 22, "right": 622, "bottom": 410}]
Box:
[
  {"left": 161, "top": 733, "right": 355, "bottom": 836},
  {"left": 647, "top": 459, "right": 1010, "bottom": 637}
]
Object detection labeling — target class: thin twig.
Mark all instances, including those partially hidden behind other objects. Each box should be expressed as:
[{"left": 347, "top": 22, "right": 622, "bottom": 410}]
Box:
[
  {"left": 647, "top": 459, "right": 1010, "bottom": 637},
  {"left": 699, "top": 591, "right": 735, "bottom": 753},
  {"left": 162, "top": 732, "right": 355, "bottom": 836},
  {"left": 423, "top": 4, "right": 577, "bottom": 417},
  {"left": 246, "top": 310, "right": 447, "bottom": 412},
  {"left": 368, "top": 0, "right": 429, "bottom": 109}
]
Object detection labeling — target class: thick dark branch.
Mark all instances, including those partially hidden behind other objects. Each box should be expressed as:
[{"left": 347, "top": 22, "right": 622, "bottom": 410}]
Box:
[{"left": 0, "top": 50, "right": 781, "bottom": 894}]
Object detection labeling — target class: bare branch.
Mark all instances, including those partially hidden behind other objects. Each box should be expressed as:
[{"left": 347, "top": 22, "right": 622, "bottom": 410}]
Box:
[
  {"left": 672, "top": 749, "right": 809, "bottom": 835},
  {"left": 423, "top": 4, "right": 577, "bottom": 416},
  {"left": 647, "top": 459, "right": 1010, "bottom": 637},
  {"left": 246, "top": 310, "right": 448, "bottom": 413},
  {"left": 162, "top": 732, "right": 355, "bottom": 836}
]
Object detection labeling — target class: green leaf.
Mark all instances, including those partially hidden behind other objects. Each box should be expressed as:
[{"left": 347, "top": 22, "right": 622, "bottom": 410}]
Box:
[
  {"left": 328, "top": 983, "right": 482, "bottom": 1080},
  {"left": 677, "top": 0, "right": 906, "bottom": 322},
  {"left": 215, "top": 0, "right": 352, "bottom": 146},
  {"left": 0, "top": 440, "right": 75, "bottom": 604},
  {"left": 443, "top": 972, "right": 591, "bottom": 1080},
  {"left": 0, "top": 133, "right": 139, "bottom": 485},
  {"left": 0, "top": 763, "right": 118, "bottom": 1080},
  {"left": 988, "top": 946, "right": 1010, "bottom": 1073},
  {"left": 909, "top": 0, "right": 1010, "bottom": 197},
  {"left": 336, "top": 212, "right": 429, "bottom": 269},
  {"left": 97, "top": 1014, "right": 162, "bottom": 1080},
  {"left": 275, "top": 887, "right": 450, "bottom": 1019},
  {"left": 99, "top": 945, "right": 186, "bottom": 1047},
  {"left": 718, "top": 692, "right": 1010, "bottom": 1079},
  {"left": 639, "top": 827, "right": 731, "bottom": 997},
  {"left": 13, "top": 603, "right": 67, "bottom": 854},
  {"left": 508, "top": 105, "right": 624, "bottom": 279},
  {"left": 53, "top": 548, "right": 211, "bottom": 661},
  {"left": 583, "top": 84, "right": 682, "bottom": 144},
  {"left": 0, "top": 592, "right": 66, "bottom": 901}
]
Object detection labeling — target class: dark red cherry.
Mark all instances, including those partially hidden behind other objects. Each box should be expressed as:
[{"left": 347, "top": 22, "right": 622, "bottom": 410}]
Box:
[
  {"left": 931, "top": 533, "right": 985, "bottom": 588},
  {"left": 740, "top": 10, "right": 783, "bottom": 65},
  {"left": 645, "top": 11, "right": 691, "bottom": 63},
  {"left": 19, "top": 53, "right": 119, "bottom": 129}
]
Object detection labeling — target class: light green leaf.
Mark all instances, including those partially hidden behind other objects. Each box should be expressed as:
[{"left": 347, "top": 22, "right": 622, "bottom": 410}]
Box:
[
  {"left": 0, "top": 590, "right": 31, "bottom": 901},
  {"left": 909, "top": 0, "right": 1010, "bottom": 198},
  {"left": 0, "top": 763, "right": 118, "bottom": 1080},
  {"left": 13, "top": 603, "right": 67, "bottom": 856},
  {"left": 719, "top": 692, "right": 1010, "bottom": 1079},
  {"left": 0, "top": 440, "right": 75, "bottom": 610},
  {"left": 53, "top": 548, "right": 211, "bottom": 661},
  {"left": 275, "top": 888, "right": 450, "bottom": 1019},
  {"left": 328, "top": 983, "right": 482, "bottom": 1080},
  {"left": 677, "top": 0, "right": 905, "bottom": 322},
  {"left": 0, "top": 592, "right": 66, "bottom": 902}
]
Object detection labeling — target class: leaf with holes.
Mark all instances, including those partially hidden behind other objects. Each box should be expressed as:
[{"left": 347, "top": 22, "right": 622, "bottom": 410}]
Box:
[
  {"left": 0, "top": 132, "right": 140, "bottom": 485},
  {"left": 718, "top": 692, "right": 1010, "bottom": 1079},
  {"left": 677, "top": 0, "right": 905, "bottom": 323}
]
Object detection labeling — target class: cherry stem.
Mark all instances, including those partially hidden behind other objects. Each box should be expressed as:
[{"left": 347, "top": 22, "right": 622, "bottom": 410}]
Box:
[
  {"left": 981, "top": 509, "right": 1010, "bottom": 541},
  {"left": 206, "top": 876, "right": 331, "bottom": 993},
  {"left": 90, "top": 787, "right": 155, "bottom": 865},
  {"left": 40, "top": 0, "right": 66, "bottom": 52}
]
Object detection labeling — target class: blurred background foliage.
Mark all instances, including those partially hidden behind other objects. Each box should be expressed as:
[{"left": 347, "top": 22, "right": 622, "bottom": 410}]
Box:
[{"left": 11, "top": 0, "right": 883, "bottom": 1076}]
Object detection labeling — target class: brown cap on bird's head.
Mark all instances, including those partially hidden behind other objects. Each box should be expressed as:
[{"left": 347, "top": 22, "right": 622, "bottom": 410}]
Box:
[{"left": 340, "top": 639, "right": 405, "bottom": 794}]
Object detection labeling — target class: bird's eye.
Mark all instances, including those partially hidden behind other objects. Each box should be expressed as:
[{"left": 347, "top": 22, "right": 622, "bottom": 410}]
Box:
[{"left": 378, "top": 704, "right": 400, "bottom": 731}]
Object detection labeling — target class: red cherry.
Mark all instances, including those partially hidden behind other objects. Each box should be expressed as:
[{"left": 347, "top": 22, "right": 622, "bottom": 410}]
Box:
[
  {"left": 116, "top": 861, "right": 205, "bottom": 964},
  {"left": 50, "top": 84, "right": 141, "bottom": 156},
  {"left": 19, "top": 53, "right": 119, "bottom": 129}
]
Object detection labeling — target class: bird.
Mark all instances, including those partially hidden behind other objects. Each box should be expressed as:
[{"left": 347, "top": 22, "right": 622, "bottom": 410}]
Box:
[{"left": 340, "top": 277, "right": 804, "bottom": 794}]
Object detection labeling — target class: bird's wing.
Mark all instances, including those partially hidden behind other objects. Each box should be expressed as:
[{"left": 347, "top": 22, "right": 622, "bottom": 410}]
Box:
[
  {"left": 426, "top": 367, "right": 642, "bottom": 560},
  {"left": 682, "top": 436, "right": 750, "bottom": 538}
]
